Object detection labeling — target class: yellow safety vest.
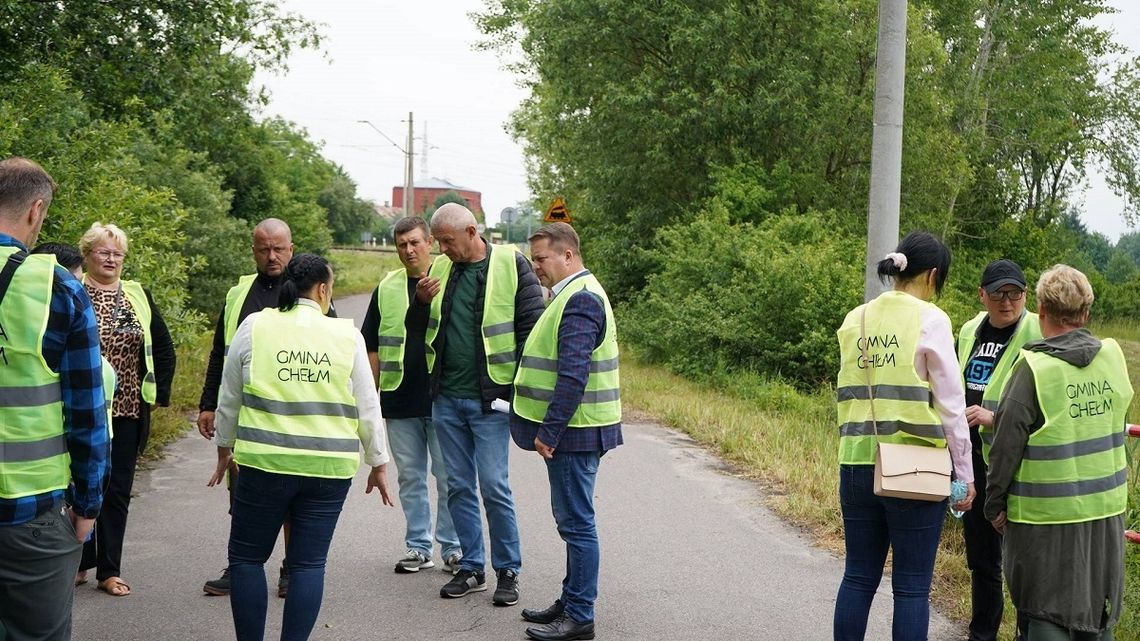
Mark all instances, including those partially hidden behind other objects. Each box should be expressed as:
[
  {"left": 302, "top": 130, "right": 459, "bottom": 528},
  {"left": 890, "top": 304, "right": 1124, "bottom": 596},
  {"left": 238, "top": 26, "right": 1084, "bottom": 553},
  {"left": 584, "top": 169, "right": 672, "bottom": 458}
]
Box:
[
  {"left": 425, "top": 244, "right": 520, "bottom": 385},
  {"left": 235, "top": 304, "right": 362, "bottom": 479},
  {"left": 836, "top": 290, "right": 947, "bottom": 465},
  {"left": 513, "top": 273, "right": 621, "bottom": 427},
  {"left": 1007, "top": 339, "right": 1133, "bottom": 525},
  {"left": 957, "top": 310, "right": 1042, "bottom": 463},
  {"left": 375, "top": 269, "right": 413, "bottom": 392},
  {"left": 223, "top": 274, "right": 257, "bottom": 355},
  {"left": 0, "top": 248, "right": 69, "bottom": 498}
]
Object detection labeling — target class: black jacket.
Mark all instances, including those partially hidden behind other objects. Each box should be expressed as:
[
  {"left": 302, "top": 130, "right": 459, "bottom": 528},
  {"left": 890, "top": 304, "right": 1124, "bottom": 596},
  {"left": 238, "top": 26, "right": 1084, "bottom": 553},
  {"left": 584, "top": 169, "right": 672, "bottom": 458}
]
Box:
[{"left": 426, "top": 247, "right": 545, "bottom": 412}]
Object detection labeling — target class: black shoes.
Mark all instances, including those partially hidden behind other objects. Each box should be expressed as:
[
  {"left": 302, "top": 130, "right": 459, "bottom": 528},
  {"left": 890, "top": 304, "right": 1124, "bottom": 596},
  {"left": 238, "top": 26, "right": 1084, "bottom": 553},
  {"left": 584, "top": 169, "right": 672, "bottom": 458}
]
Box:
[
  {"left": 277, "top": 563, "right": 289, "bottom": 599},
  {"left": 440, "top": 569, "right": 488, "bottom": 598},
  {"left": 202, "top": 568, "right": 231, "bottom": 596},
  {"left": 493, "top": 568, "right": 520, "bottom": 606},
  {"left": 522, "top": 599, "right": 564, "bottom": 624},
  {"left": 525, "top": 614, "right": 595, "bottom": 641}
]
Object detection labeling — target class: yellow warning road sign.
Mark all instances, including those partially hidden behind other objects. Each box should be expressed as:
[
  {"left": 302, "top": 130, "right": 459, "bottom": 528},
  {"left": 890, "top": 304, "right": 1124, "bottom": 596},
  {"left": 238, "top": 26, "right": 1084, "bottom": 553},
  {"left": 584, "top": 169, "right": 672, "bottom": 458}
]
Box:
[{"left": 543, "top": 197, "right": 572, "bottom": 224}]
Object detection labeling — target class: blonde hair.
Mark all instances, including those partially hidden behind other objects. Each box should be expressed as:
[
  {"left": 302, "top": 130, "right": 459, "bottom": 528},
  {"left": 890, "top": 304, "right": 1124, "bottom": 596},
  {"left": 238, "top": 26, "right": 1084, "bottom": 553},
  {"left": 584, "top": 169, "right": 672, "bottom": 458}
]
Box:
[
  {"left": 1036, "top": 264, "right": 1094, "bottom": 327},
  {"left": 79, "top": 222, "right": 128, "bottom": 257}
]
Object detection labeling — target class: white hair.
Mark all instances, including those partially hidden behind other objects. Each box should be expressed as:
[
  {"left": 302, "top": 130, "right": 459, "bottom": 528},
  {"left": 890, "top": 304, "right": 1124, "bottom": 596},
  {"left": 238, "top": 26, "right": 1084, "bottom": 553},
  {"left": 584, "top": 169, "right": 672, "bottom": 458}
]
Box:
[{"left": 430, "top": 203, "right": 476, "bottom": 231}]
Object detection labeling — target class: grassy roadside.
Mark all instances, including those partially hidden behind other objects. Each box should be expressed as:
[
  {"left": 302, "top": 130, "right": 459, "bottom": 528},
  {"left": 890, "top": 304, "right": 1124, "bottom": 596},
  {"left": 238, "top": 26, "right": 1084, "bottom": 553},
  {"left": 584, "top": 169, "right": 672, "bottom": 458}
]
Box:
[
  {"left": 329, "top": 248, "right": 403, "bottom": 297},
  {"left": 621, "top": 343, "right": 1140, "bottom": 640},
  {"left": 144, "top": 331, "right": 212, "bottom": 460}
]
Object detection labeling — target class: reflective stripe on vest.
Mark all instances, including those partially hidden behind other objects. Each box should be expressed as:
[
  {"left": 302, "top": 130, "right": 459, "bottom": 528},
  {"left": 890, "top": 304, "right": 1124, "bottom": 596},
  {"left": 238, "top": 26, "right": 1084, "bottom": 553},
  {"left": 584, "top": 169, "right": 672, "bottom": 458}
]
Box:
[
  {"left": 119, "top": 280, "right": 156, "bottom": 404},
  {"left": 1007, "top": 340, "right": 1133, "bottom": 525},
  {"left": 375, "top": 269, "right": 410, "bottom": 392},
  {"left": 425, "top": 244, "right": 520, "bottom": 385},
  {"left": 956, "top": 310, "right": 1041, "bottom": 464},
  {"left": 223, "top": 274, "right": 257, "bottom": 356},
  {"left": 513, "top": 274, "right": 621, "bottom": 427},
  {"left": 235, "top": 305, "right": 361, "bottom": 479},
  {"left": 0, "top": 248, "right": 69, "bottom": 498},
  {"left": 835, "top": 291, "right": 947, "bottom": 466}
]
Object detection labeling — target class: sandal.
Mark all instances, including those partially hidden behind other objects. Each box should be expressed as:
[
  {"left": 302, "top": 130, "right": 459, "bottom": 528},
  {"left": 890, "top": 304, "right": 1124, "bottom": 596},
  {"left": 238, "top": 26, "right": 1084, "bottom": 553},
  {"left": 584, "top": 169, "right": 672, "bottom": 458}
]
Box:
[
  {"left": 97, "top": 577, "right": 131, "bottom": 597},
  {"left": 75, "top": 570, "right": 88, "bottom": 587}
]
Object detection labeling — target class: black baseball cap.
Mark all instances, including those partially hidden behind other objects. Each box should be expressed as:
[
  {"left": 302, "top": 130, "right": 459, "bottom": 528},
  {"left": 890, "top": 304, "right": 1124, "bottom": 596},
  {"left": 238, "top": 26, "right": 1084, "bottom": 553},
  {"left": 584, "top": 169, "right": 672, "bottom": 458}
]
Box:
[{"left": 980, "top": 259, "right": 1026, "bottom": 293}]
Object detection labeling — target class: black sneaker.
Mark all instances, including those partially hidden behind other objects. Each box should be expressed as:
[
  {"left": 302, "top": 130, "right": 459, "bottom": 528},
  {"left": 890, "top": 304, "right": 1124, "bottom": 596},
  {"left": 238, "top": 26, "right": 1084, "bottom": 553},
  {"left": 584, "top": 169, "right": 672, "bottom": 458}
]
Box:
[
  {"left": 493, "top": 568, "right": 519, "bottom": 606},
  {"left": 202, "top": 568, "right": 230, "bottom": 596},
  {"left": 440, "top": 569, "right": 487, "bottom": 598},
  {"left": 277, "top": 563, "right": 289, "bottom": 599}
]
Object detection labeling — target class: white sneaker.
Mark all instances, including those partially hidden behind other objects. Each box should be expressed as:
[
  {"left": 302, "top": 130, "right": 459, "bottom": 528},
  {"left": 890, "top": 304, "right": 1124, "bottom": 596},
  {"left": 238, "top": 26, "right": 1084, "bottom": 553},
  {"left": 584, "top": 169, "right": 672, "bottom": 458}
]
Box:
[
  {"left": 441, "top": 552, "right": 463, "bottom": 575},
  {"left": 394, "top": 549, "right": 435, "bottom": 574}
]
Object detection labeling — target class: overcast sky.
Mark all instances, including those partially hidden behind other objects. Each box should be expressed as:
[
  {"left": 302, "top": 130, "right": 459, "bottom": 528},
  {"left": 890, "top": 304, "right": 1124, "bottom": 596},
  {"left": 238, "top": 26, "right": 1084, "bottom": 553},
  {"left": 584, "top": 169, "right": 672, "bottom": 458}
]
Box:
[{"left": 256, "top": 0, "right": 1139, "bottom": 240}]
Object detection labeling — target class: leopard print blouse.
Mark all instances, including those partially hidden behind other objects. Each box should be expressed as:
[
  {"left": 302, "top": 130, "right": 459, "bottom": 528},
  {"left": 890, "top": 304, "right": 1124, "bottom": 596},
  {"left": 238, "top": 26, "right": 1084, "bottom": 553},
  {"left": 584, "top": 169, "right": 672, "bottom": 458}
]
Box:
[{"left": 85, "top": 284, "right": 144, "bottom": 419}]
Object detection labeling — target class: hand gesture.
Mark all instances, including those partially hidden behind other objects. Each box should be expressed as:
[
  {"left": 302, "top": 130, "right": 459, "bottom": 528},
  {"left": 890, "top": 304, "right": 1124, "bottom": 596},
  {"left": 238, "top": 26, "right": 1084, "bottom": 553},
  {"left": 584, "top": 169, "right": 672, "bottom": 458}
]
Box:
[
  {"left": 197, "top": 410, "right": 216, "bottom": 439},
  {"left": 207, "top": 448, "right": 234, "bottom": 487},
  {"left": 366, "top": 464, "right": 395, "bottom": 506},
  {"left": 415, "top": 276, "right": 441, "bottom": 305},
  {"left": 964, "top": 405, "right": 995, "bottom": 428},
  {"left": 535, "top": 437, "right": 555, "bottom": 460}
]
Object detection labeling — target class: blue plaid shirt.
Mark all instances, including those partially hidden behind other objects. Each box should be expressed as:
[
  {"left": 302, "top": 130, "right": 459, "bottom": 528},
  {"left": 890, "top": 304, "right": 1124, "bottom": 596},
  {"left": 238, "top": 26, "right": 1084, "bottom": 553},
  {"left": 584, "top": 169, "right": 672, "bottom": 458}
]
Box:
[
  {"left": 0, "top": 233, "right": 109, "bottom": 524},
  {"left": 510, "top": 272, "right": 623, "bottom": 452}
]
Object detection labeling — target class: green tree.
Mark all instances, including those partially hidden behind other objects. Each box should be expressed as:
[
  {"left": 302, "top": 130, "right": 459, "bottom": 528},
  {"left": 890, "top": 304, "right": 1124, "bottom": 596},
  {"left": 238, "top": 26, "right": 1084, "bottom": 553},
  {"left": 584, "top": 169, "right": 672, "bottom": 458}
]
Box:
[
  {"left": 320, "top": 167, "right": 377, "bottom": 244},
  {"left": 431, "top": 190, "right": 470, "bottom": 214}
]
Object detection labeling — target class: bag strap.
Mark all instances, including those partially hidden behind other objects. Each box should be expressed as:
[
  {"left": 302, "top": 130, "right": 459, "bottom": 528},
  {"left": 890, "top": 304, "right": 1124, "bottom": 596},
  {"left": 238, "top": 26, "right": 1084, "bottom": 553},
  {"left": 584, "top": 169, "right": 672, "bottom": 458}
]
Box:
[
  {"left": 859, "top": 304, "right": 879, "bottom": 439},
  {"left": 0, "top": 249, "right": 28, "bottom": 308}
]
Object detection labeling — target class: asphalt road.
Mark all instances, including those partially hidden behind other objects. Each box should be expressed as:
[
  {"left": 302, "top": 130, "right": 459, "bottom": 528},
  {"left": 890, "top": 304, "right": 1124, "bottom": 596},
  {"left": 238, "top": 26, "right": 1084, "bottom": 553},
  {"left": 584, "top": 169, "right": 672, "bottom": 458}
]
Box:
[{"left": 71, "top": 293, "right": 959, "bottom": 641}]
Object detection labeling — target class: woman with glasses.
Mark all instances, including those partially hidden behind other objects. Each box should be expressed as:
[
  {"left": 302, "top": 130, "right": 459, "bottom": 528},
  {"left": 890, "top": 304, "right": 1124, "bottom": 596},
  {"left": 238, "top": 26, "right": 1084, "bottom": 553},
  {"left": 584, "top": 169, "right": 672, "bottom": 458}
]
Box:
[
  {"left": 77, "top": 222, "right": 176, "bottom": 596},
  {"left": 955, "top": 259, "right": 1040, "bottom": 641}
]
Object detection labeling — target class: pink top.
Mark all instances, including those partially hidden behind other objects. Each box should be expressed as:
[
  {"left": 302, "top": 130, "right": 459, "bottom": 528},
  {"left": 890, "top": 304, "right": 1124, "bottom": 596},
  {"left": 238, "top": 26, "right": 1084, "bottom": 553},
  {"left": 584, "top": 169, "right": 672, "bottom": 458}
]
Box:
[{"left": 915, "top": 303, "right": 974, "bottom": 483}]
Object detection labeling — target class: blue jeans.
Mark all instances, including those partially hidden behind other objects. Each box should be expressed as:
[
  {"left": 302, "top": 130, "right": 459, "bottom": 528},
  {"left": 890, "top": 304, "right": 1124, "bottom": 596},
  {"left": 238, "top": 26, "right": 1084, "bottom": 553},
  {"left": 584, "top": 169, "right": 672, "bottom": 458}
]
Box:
[
  {"left": 547, "top": 451, "right": 601, "bottom": 623},
  {"left": 386, "top": 417, "right": 461, "bottom": 558},
  {"left": 229, "top": 467, "right": 351, "bottom": 641},
  {"left": 834, "top": 465, "right": 946, "bottom": 641},
  {"left": 433, "top": 395, "right": 521, "bottom": 572}
]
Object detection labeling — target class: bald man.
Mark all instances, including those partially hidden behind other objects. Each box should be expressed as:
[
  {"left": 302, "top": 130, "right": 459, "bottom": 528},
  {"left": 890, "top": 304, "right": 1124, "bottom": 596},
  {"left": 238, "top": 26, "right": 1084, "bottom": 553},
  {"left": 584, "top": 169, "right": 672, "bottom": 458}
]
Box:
[
  {"left": 416, "top": 204, "right": 545, "bottom": 606},
  {"left": 198, "top": 218, "right": 310, "bottom": 597}
]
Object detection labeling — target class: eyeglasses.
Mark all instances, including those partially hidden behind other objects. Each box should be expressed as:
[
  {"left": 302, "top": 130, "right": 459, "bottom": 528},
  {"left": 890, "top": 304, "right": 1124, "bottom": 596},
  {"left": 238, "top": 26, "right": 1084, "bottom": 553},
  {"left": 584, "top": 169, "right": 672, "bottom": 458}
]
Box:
[
  {"left": 93, "top": 249, "right": 126, "bottom": 261},
  {"left": 987, "top": 290, "right": 1024, "bottom": 302}
]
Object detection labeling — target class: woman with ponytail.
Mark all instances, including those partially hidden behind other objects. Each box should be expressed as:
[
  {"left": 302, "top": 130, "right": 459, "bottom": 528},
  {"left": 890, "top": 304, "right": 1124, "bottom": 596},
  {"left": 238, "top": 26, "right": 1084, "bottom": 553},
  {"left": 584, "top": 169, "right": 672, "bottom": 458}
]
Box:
[
  {"left": 208, "top": 253, "right": 393, "bottom": 641},
  {"left": 832, "top": 232, "right": 975, "bottom": 640}
]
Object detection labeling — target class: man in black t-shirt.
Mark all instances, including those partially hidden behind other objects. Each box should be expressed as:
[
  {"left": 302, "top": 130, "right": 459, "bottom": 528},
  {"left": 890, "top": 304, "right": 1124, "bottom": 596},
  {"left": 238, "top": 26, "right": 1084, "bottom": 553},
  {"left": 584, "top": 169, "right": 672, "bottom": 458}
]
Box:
[
  {"left": 361, "top": 217, "right": 461, "bottom": 575},
  {"left": 957, "top": 259, "right": 1040, "bottom": 641}
]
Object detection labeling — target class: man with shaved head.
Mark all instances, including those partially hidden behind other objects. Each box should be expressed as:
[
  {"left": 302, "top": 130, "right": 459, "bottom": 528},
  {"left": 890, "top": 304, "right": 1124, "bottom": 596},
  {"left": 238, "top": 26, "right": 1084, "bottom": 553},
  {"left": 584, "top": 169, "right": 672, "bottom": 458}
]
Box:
[
  {"left": 417, "top": 203, "right": 545, "bottom": 606},
  {"left": 0, "top": 157, "right": 110, "bottom": 640},
  {"left": 198, "top": 217, "right": 309, "bottom": 597}
]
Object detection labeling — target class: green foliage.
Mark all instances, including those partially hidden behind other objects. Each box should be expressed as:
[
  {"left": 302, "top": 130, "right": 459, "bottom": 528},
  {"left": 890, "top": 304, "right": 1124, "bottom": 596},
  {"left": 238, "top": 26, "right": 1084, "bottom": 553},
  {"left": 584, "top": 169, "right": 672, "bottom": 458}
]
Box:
[
  {"left": 430, "top": 190, "right": 470, "bottom": 213},
  {"left": 320, "top": 167, "right": 376, "bottom": 244},
  {"left": 624, "top": 204, "right": 863, "bottom": 386}
]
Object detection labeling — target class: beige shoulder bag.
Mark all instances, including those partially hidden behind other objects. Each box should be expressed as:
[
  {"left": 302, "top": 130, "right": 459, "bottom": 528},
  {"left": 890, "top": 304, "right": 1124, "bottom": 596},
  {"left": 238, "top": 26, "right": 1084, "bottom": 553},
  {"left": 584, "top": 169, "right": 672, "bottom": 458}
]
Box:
[{"left": 860, "top": 306, "right": 951, "bottom": 501}]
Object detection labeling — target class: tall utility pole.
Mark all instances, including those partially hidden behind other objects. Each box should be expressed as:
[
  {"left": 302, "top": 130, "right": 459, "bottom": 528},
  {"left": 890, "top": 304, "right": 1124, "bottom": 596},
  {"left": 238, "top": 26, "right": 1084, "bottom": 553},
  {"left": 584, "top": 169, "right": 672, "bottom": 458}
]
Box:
[
  {"left": 420, "top": 121, "right": 429, "bottom": 176},
  {"left": 864, "top": 0, "right": 907, "bottom": 301},
  {"left": 404, "top": 112, "right": 415, "bottom": 216}
]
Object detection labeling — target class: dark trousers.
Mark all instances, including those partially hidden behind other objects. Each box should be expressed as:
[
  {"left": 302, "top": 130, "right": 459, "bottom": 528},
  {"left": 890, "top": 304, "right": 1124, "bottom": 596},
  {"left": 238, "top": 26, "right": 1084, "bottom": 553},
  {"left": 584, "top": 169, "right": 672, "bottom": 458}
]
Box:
[
  {"left": 81, "top": 416, "right": 141, "bottom": 581},
  {"left": 228, "top": 467, "right": 350, "bottom": 641},
  {"left": 963, "top": 450, "right": 1028, "bottom": 641},
  {"left": 546, "top": 451, "right": 601, "bottom": 623},
  {"left": 0, "top": 503, "right": 83, "bottom": 641},
  {"left": 834, "top": 465, "right": 946, "bottom": 641}
]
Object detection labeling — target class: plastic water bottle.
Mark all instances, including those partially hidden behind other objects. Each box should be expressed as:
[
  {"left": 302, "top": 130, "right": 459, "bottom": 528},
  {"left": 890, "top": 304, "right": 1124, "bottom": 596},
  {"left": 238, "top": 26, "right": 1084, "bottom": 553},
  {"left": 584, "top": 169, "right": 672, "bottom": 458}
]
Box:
[{"left": 949, "top": 480, "right": 968, "bottom": 518}]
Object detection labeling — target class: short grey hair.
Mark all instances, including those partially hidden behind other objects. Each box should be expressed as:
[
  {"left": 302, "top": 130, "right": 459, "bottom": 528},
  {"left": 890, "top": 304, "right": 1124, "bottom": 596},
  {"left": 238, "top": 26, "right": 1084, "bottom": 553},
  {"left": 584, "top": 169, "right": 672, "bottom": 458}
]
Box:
[
  {"left": 430, "top": 203, "right": 476, "bottom": 231},
  {"left": 1036, "top": 264, "right": 1094, "bottom": 327}
]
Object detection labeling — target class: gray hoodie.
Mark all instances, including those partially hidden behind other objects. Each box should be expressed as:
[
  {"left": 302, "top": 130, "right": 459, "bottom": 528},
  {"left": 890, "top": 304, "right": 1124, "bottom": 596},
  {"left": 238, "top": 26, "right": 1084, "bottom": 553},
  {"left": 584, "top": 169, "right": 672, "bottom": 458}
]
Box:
[{"left": 984, "top": 328, "right": 1127, "bottom": 633}]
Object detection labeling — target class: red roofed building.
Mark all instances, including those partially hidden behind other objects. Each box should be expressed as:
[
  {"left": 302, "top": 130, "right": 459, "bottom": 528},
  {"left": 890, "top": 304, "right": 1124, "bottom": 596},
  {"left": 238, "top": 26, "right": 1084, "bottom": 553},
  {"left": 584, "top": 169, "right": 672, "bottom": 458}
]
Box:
[{"left": 393, "top": 177, "right": 483, "bottom": 217}]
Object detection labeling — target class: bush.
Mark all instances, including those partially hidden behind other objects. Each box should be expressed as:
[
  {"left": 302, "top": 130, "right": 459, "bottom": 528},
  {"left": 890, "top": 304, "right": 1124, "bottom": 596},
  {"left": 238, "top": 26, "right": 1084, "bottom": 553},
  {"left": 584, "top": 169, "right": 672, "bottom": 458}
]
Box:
[{"left": 623, "top": 206, "right": 863, "bottom": 386}]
